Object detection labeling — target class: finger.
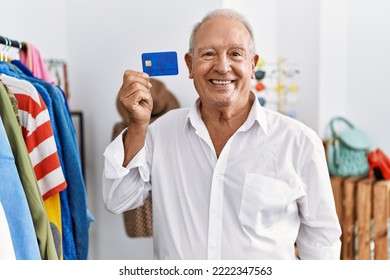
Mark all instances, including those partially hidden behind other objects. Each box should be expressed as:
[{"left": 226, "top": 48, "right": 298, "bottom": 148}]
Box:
[
  {"left": 120, "top": 85, "right": 153, "bottom": 111},
  {"left": 122, "top": 70, "right": 152, "bottom": 89},
  {"left": 119, "top": 80, "right": 151, "bottom": 102},
  {"left": 122, "top": 89, "right": 153, "bottom": 110},
  {"left": 119, "top": 78, "right": 152, "bottom": 98}
]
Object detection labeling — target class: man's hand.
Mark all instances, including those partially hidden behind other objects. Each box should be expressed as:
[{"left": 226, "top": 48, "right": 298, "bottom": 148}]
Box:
[
  {"left": 118, "top": 70, "right": 153, "bottom": 166},
  {"left": 118, "top": 70, "right": 153, "bottom": 127}
]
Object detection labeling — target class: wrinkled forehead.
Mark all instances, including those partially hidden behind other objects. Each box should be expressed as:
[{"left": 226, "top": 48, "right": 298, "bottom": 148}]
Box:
[{"left": 193, "top": 16, "right": 253, "bottom": 52}]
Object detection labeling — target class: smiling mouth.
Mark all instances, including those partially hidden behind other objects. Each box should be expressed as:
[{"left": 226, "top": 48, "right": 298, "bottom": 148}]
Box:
[{"left": 210, "top": 79, "right": 233, "bottom": 85}]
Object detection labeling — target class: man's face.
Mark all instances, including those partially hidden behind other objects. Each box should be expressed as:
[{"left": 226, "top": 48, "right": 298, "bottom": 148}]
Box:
[{"left": 185, "top": 16, "right": 259, "bottom": 110}]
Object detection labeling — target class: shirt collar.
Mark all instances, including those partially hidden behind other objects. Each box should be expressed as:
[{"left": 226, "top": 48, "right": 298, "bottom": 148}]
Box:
[
  {"left": 186, "top": 98, "right": 201, "bottom": 127},
  {"left": 185, "top": 91, "right": 268, "bottom": 135},
  {"left": 249, "top": 91, "right": 268, "bottom": 135}
]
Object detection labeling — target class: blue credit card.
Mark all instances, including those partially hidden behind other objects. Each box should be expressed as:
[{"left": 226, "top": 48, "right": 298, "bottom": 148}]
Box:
[{"left": 141, "top": 51, "right": 179, "bottom": 76}]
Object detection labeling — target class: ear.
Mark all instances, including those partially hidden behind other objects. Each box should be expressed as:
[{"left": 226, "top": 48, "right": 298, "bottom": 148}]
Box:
[
  {"left": 184, "top": 53, "right": 194, "bottom": 79},
  {"left": 251, "top": 54, "right": 260, "bottom": 79}
]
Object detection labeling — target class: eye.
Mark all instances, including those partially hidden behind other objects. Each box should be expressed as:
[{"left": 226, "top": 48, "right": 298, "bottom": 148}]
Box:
[
  {"left": 229, "top": 50, "right": 245, "bottom": 61},
  {"left": 201, "top": 51, "right": 216, "bottom": 59},
  {"left": 200, "top": 51, "right": 216, "bottom": 60}
]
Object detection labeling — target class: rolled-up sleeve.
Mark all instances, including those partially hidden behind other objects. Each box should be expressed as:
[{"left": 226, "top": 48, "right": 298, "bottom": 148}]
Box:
[
  {"left": 296, "top": 135, "right": 342, "bottom": 259},
  {"left": 102, "top": 130, "right": 151, "bottom": 214}
]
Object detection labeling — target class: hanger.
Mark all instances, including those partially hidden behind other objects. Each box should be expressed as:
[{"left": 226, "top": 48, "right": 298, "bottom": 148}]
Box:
[
  {"left": 0, "top": 36, "right": 23, "bottom": 62},
  {"left": 0, "top": 37, "right": 10, "bottom": 61},
  {"left": 0, "top": 35, "right": 27, "bottom": 53}
]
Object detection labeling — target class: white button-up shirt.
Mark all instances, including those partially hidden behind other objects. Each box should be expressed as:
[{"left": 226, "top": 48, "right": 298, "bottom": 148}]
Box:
[{"left": 102, "top": 98, "right": 341, "bottom": 260}]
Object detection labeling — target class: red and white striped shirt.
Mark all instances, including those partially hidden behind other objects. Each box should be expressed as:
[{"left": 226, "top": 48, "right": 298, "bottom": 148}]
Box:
[{"left": 0, "top": 74, "right": 67, "bottom": 199}]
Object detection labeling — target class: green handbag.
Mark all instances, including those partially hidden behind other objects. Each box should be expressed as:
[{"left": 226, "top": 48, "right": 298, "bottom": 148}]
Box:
[{"left": 326, "top": 116, "right": 372, "bottom": 177}]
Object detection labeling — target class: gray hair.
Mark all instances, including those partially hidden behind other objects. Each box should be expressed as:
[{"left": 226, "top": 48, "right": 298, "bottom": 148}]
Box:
[{"left": 188, "top": 8, "right": 256, "bottom": 55}]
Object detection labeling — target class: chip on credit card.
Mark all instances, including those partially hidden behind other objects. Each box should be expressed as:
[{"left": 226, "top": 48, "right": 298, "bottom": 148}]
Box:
[{"left": 141, "top": 51, "right": 179, "bottom": 76}]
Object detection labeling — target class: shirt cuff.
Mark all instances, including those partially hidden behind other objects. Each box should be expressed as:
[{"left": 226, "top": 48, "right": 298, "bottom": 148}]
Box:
[
  {"left": 103, "top": 129, "right": 147, "bottom": 179},
  {"left": 297, "top": 239, "right": 341, "bottom": 260}
]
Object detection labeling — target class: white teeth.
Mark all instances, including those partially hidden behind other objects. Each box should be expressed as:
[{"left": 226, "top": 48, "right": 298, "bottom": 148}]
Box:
[{"left": 211, "top": 80, "right": 232, "bottom": 85}]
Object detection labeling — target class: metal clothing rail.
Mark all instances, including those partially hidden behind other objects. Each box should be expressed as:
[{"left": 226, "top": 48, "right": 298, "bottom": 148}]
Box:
[{"left": 0, "top": 35, "right": 27, "bottom": 51}]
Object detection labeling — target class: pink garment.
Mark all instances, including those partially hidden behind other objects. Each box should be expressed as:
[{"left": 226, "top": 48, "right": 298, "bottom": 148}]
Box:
[{"left": 20, "top": 42, "right": 56, "bottom": 84}]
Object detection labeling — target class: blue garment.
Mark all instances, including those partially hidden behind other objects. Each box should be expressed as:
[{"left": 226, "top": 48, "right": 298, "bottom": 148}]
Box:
[
  {"left": 10, "top": 59, "right": 34, "bottom": 77},
  {"left": 2, "top": 61, "right": 91, "bottom": 259},
  {"left": 38, "top": 80, "right": 89, "bottom": 260},
  {"left": 32, "top": 82, "right": 77, "bottom": 260},
  {"left": 0, "top": 96, "right": 41, "bottom": 260}
]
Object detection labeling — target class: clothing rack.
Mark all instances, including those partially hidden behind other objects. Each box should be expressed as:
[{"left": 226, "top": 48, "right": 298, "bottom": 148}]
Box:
[
  {"left": 0, "top": 35, "right": 27, "bottom": 51},
  {"left": 0, "top": 41, "right": 91, "bottom": 259}
]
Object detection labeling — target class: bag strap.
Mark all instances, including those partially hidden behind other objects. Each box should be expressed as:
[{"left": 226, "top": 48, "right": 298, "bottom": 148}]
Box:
[
  {"left": 329, "top": 116, "right": 355, "bottom": 168},
  {"left": 329, "top": 116, "right": 355, "bottom": 138}
]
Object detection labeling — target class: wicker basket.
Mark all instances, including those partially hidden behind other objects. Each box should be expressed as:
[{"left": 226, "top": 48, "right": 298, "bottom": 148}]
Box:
[{"left": 123, "top": 195, "right": 153, "bottom": 237}]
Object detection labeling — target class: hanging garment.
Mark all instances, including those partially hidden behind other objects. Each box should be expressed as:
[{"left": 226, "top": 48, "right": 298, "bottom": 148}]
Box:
[
  {"left": 19, "top": 41, "right": 55, "bottom": 84},
  {"left": 0, "top": 74, "right": 67, "bottom": 198},
  {"left": 0, "top": 112, "right": 41, "bottom": 260},
  {"left": 0, "top": 202, "right": 16, "bottom": 260},
  {"left": 40, "top": 80, "right": 90, "bottom": 260},
  {"left": 0, "top": 73, "right": 65, "bottom": 259},
  {"left": 9, "top": 60, "right": 91, "bottom": 259},
  {"left": 6, "top": 60, "right": 77, "bottom": 259},
  {"left": 30, "top": 81, "right": 77, "bottom": 260},
  {"left": 0, "top": 81, "right": 58, "bottom": 260}
]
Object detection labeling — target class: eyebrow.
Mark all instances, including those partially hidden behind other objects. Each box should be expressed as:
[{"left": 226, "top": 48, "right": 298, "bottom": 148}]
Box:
[{"left": 196, "top": 44, "right": 248, "bottom": 53}]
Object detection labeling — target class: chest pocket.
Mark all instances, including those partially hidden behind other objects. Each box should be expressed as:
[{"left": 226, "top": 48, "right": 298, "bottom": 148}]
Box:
[{"left": 239, "top": 173, "right": 290, "bottom": 232}]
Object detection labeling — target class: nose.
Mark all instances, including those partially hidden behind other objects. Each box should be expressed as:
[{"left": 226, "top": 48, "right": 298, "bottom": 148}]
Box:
[{"left": 213, "top": 54, "right": 231, "bottom": 74}]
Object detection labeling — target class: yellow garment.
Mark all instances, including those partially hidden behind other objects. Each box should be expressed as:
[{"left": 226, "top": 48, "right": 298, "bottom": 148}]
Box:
[{"left": 44, "top": 193, "right": 63, "bottom": 260}]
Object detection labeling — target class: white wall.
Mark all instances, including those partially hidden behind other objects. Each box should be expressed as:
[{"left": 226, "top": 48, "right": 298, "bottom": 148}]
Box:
[
  {"left": 1, "top": 0, "right": 68, "bottom": 59},
  {"left": 345, "top": 0, "right": 390, "bottom": 155},
  {"left": 318, "top": 0, "right": 390, "bottom": 153},
  {"left": 318, "top": 0, "right": 349, "bottom": 136},
  {"left": 1, "top": 0, "right": 389, "bottom": 260},
  {"left": 276, "top": 0, "right": 321, "bottom": 131}
]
